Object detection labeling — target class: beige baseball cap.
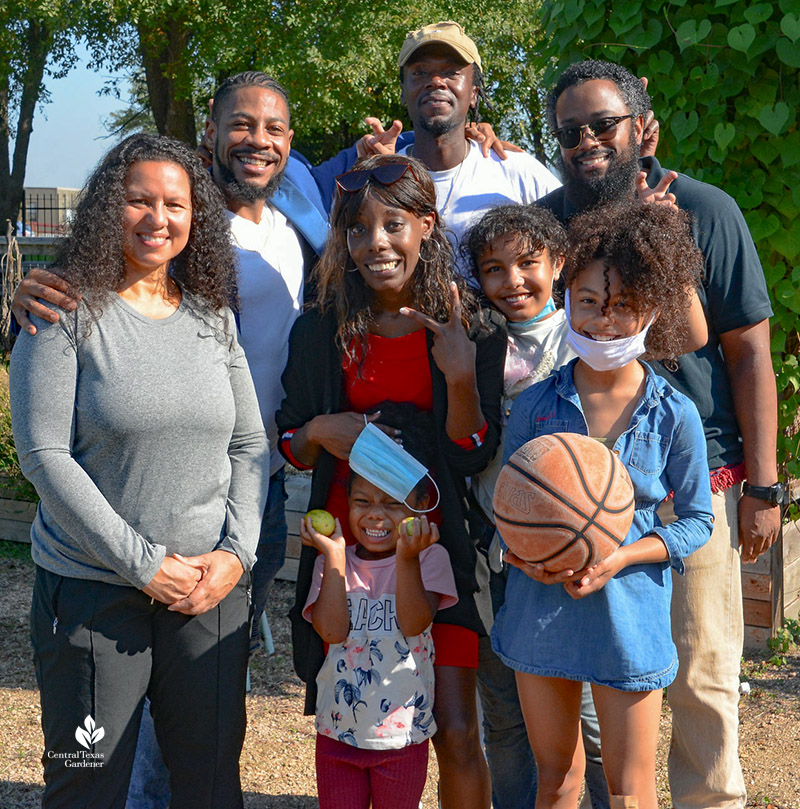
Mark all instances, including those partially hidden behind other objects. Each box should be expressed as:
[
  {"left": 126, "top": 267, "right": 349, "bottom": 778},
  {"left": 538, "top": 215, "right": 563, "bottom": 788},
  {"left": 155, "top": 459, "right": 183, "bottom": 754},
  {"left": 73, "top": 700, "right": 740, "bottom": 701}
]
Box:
[{"left": 398, "top": 21, "right": 482, "bottom": 71}]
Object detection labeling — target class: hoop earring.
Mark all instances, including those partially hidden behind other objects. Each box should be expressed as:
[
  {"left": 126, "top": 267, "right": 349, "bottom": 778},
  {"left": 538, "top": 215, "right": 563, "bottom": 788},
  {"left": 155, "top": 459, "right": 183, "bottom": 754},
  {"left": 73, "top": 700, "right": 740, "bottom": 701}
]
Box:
[
  {"left": 420, "top": 237, "right": 442, "bottom": 268},
  {"left": 344, "top": 249, "right": 360, "bottom": 273}
]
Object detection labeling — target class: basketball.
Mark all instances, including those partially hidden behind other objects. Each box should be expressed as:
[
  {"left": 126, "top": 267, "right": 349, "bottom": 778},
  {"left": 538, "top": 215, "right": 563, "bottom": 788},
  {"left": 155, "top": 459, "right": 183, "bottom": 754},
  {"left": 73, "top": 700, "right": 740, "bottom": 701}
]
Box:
[{"left": 493, "top": 433, "right": 635, "bottom": 572}]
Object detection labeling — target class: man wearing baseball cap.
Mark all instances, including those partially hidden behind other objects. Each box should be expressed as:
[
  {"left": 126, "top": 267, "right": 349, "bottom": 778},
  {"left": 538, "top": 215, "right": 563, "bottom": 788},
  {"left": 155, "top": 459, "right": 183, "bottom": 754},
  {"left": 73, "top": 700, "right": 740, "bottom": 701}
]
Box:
[
  {"left": 383, "top": 24, "right": 610, "bottom": 809},
  {"left": 395, "top": 21, "right": 560, "bottom": 280}
]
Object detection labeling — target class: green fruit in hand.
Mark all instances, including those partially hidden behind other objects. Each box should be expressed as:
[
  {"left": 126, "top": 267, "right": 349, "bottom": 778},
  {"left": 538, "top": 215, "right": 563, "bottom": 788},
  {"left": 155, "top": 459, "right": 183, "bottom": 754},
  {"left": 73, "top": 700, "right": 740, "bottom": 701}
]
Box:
[
  {"left": 400, "top": 517, "right": 416, "bottom": 537},
  {"left": 306, "top": 509, "right": 335, "bottom": 537}
]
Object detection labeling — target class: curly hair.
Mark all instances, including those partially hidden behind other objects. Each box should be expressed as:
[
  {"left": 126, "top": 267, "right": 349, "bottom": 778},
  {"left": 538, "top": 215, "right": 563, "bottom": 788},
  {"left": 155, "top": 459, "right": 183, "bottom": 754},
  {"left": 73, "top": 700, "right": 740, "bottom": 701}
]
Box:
[
  {"left": 55, "top": 133, "right": 238, "bottom": 325},
  {"left": 212, "top": 71, "right": 290, "bottom": 122},
  {"left": 546, "top": 60, "right": 651, "bottom": 132},
  {"left": 314, "top": 153, "right": 478, "bottom": 362},
  {"left": 563, "top": 201, "right": 704, "bottom": 361},
  {"left": 462, "top": 204, "right": 567, "bottom": 286}
]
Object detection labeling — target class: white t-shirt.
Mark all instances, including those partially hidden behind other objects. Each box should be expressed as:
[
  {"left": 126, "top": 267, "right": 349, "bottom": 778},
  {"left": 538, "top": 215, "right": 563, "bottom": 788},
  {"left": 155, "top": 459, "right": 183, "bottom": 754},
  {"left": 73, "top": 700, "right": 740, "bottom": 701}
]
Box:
[
  {"left": 303, "top": 544, "right": 458, "bottom": 750},
  {"left": 472, "top": 309, "right": 575, "bottom": 525},
  {"left": 400, "top": 140, "right": 561, "bottom": 279},
  {"left": 227, "top": 206, "right": 304, "bottom": 475}
]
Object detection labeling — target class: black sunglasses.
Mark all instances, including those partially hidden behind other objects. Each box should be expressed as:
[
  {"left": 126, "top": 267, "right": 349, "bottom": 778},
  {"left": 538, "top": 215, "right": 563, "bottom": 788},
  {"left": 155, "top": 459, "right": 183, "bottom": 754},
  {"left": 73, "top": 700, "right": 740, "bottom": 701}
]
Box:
[
  {"left": 552, "top": 115, "right": 634, "bottom": 150},
  {"left": 335, "top": 163, "right": 419, "bottom": 196}
]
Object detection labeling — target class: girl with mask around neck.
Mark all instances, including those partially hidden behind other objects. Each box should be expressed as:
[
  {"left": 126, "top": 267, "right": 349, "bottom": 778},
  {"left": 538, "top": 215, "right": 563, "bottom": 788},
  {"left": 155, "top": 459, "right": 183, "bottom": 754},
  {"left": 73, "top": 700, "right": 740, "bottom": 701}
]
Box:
[
  {"left": 276, "top": 154, "right": 505, "bottom": 809},
  {"left": 462, "top": 202, "right": 708, "bottom": 808},
  {"left": 491, "top": 200, "right": 714, "bottom": 809}
]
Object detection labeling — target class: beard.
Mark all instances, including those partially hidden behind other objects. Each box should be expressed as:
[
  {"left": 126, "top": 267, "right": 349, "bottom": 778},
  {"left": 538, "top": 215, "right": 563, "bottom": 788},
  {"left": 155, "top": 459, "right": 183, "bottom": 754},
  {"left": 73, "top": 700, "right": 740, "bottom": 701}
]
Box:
[
  {"left": 559, "top": 132, "right": 641, "bottom": 211},
  {"left": 418, "top": 113, "right": 462, "bottom": 139},
  {"left": 213, "top": 146, "right": 285, "bottom": 204}
]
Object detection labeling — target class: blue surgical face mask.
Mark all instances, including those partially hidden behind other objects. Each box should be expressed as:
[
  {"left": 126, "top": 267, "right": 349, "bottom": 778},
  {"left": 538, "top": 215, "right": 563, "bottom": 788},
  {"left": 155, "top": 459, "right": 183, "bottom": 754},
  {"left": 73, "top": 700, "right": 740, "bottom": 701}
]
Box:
[
  {"left": 564, "top": 290, "right": 653, "bottom": 372},
  {"left": 349, "top": 421, "right": 440, "bottom": 513},
  {"left": 508, "top": 297, "right": 557, "bottom": 330}
]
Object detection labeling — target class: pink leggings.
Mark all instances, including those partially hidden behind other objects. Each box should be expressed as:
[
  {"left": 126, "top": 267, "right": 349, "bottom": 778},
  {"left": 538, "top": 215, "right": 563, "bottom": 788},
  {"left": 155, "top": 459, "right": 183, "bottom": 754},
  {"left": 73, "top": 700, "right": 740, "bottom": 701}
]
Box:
[{"left": 316, "top": 733, "right": 429, "bottom": 809}]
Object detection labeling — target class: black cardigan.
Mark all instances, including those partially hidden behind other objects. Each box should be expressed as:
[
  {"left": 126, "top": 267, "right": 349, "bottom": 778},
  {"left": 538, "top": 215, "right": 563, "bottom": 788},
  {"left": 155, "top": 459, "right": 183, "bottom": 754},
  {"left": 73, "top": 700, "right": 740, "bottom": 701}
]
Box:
[{"left": 276, "top": 306, "right": 506, "bottom": 712}]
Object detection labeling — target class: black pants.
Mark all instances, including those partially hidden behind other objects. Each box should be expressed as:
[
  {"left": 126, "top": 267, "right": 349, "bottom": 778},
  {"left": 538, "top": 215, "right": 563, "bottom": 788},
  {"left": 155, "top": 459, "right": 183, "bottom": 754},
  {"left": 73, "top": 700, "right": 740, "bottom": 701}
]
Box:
[{"left": 31, "top": 566, "right": 249, "bottom": 809}]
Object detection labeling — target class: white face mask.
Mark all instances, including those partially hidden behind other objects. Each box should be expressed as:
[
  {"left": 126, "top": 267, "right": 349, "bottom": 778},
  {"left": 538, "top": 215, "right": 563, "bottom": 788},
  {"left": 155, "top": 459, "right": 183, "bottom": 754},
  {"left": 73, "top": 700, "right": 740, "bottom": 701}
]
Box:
[
  {"left": 564, "top": 289, "right": 653, "bottom": 372},
  {"left": 349, "top": 421, "right": 440, "bottom": 513}
]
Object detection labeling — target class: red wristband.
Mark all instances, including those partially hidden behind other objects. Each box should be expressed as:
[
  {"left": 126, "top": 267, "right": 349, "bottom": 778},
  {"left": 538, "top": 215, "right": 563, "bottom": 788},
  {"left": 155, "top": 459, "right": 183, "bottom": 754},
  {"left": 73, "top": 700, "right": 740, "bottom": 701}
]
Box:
[{"left": 452, "top": 421, "right": 488, "bottom": 450}]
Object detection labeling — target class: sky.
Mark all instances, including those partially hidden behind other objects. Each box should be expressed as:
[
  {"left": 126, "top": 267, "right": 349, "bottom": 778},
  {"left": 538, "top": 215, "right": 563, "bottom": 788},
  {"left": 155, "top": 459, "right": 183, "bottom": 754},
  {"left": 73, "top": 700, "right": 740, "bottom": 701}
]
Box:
[{"left": 20, "top": 45, "right": 129, "bottom": 190}]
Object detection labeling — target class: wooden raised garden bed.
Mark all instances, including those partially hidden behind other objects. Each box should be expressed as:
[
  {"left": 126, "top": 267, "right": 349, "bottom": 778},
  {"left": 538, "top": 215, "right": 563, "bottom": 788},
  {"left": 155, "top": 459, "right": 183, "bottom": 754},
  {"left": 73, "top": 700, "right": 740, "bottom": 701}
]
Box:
[{"left": 2, "top": 474, "right": 798, "bottom": 648}]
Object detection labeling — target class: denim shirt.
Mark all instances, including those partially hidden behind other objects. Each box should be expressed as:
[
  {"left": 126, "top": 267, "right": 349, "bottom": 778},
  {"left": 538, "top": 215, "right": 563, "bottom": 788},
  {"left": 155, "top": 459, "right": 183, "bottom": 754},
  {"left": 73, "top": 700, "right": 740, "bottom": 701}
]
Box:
[{"left": 492, "top": 360, "right": 713, "bottom": 690}]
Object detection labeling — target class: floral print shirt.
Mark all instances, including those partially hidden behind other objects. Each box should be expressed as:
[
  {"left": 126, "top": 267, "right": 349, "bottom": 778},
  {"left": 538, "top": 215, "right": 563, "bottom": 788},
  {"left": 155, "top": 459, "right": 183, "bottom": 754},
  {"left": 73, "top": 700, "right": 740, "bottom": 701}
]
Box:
[{"left": 303, "top": 544, "right": 457, "bottom": 749}]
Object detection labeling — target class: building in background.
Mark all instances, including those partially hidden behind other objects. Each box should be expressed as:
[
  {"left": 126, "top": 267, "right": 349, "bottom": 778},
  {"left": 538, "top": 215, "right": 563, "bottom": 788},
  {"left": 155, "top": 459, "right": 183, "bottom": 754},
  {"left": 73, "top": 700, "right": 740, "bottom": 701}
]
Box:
[{"left": 19, "top": 187, "right": 79, "bottom": 236}]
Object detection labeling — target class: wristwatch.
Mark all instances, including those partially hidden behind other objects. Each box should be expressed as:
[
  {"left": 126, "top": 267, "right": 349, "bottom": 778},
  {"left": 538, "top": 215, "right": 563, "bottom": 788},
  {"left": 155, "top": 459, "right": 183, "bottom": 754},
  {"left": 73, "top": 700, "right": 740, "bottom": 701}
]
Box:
[{"left": 742, "top": 481, "right": 788, "bottom": 507}]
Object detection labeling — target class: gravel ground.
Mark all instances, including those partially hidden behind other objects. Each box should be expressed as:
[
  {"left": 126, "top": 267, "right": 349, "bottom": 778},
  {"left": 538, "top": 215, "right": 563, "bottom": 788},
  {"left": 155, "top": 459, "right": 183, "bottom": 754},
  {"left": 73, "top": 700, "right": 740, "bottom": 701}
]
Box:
[{"left": 0, "top": 553, "right": 798, "bottom": 808}]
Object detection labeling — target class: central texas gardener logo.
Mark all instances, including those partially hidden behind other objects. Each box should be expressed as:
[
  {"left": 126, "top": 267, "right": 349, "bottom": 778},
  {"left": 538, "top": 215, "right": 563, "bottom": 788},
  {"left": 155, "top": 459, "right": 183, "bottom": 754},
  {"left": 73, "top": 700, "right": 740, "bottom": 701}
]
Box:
[{"left": 75, "top": 715, "right": 105, "bottom": 749}]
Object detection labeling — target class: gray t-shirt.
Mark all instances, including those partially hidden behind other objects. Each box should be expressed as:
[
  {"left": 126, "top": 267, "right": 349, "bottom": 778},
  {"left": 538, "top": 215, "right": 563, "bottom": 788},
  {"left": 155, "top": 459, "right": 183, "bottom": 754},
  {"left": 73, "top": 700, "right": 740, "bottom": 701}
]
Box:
[{"left": 10, "top": 293, "right": 269, "bottom": 588}]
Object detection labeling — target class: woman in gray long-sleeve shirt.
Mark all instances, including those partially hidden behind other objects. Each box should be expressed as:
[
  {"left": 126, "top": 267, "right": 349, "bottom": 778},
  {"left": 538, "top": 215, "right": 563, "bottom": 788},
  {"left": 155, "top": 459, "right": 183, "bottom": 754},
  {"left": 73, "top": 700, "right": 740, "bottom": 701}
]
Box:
[{"left": 9, "top": 134, "right": 269, "bottom": 809}]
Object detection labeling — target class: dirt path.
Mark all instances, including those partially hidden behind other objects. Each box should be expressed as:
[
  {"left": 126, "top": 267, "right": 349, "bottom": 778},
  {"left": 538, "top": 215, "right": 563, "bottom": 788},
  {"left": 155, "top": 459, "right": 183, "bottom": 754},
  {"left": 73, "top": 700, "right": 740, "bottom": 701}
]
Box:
[{"left": 1, "top": 555, "right": 798, "bottom": 808}]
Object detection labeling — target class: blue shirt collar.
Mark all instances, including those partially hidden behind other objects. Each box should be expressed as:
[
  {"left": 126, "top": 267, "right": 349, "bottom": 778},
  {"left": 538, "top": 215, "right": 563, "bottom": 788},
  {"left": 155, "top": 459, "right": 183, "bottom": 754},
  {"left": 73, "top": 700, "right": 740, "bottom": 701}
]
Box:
[{"left": 553, "top": 358, "right": 672, "bottom": 413}]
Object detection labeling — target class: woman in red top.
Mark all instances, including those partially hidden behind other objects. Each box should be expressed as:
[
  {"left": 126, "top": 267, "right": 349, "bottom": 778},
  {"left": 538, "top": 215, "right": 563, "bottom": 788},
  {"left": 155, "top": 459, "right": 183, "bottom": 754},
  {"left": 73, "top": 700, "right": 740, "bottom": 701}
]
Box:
[{"left": 277, "top": 154, "right": 505, "bottom": 808}]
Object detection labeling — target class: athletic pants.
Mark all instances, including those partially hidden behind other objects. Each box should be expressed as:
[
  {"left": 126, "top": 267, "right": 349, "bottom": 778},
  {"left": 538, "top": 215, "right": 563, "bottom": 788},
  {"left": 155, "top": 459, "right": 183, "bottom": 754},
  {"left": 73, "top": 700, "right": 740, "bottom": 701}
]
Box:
[{"left": 31, "top": 565, "right": 249, "bottom": 809}]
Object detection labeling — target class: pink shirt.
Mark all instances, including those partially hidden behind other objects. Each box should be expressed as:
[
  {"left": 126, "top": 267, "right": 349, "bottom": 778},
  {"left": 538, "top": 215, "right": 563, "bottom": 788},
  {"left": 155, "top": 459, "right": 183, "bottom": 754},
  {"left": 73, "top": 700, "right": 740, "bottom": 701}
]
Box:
[{"left": 303, "top": 544, "right": 457, "bottom": 749}]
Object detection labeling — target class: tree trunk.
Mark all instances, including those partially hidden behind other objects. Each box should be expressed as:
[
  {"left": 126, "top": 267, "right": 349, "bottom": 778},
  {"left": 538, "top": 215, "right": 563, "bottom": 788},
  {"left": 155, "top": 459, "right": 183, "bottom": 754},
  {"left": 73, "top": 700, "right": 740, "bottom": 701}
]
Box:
[
  {"left": 0, "top": 19, "right": 52, "bottom": 234},
  {"left": 137, "top": 17, "right": 196, "bottom": 145}
]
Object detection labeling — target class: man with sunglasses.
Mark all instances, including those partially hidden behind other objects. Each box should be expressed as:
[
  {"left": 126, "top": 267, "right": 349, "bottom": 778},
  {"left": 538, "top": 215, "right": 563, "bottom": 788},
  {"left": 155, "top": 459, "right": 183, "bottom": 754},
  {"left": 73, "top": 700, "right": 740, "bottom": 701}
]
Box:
[{"left": 537, "top": 59, "right": 779, "bottom": 809}]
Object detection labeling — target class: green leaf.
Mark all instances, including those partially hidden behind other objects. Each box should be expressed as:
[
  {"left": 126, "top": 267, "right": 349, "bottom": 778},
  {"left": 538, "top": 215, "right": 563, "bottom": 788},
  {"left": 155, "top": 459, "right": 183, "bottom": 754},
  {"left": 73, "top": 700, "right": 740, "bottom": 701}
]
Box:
[
  {"left": 676, "top": 18, "right": 712, "bottom": 50},
  {"left": 639, "top": 19, "right": 663, "bottom": 49},
  {"left": 776, "top": 280, "right": 800, "bottom": 312},
  {"left": 671, "top": 109, "right": 698, "bottom": 140},
  {"left": 715, "top": 0, "right": 739, "bottom": 6},
  {"left": 647, "top": 50, "right": 674, "bottom": 75},
  {"left": 658, "top": 73, "right": 683, "bottom": 100},
  {"left": 781, "top": 12, "right": 800, "bottom": 41},
  {"left": 708, "top": 144, "right": 725, "bottom": 164},
  {"left": 781, "top": 133, "right": 800, "bottom": 169},
  {"left": 772, "top": 228, "right": 800, "bottom": 261},
  {"left": 747, "top": 77, "right": 779, "bottom": 104},
  {"left": 690, "top": 63, "right": 721, "bottom": 91},
  {"left": 747, "top": 213, "right": 781, "bottom": 243},
  {"left": 737, "top": 186, "right": 764, "bottom": 209},
  {"left": 727, "top": 24, "right": 756, "bottom": 53},
  {"left": 609, "top": 6, "right": 638, "bottom": 36},
  {"left": 752, "top": 139, "right": 780, "bottom": 167},
  {"left": 760, "top": 258, "right": 787, "bottom": 287},
  {"left": 758, "top": 102, "right": 791, "bottom": 135},
  {"left": 770, "top": 329, "right": 786, "bottom": 353},
  {"left": 776, "top": 37, "right": 800, "bottom": 67},
  {"left": 744, "top": 4, "right": 774, "bottom": 25},
  {"left": 713, "top": 121, "right": 735, "bottom": 150},
  {"left": 583, "top": 3, "right": 606, "bottom": 27}
]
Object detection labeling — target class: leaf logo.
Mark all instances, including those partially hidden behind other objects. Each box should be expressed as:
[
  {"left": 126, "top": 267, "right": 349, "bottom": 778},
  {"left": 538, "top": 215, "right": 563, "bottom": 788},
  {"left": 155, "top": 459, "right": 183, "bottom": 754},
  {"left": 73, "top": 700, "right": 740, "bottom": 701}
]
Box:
[{"left": 75, "top": 715, "right": 105, "bottom": 749}]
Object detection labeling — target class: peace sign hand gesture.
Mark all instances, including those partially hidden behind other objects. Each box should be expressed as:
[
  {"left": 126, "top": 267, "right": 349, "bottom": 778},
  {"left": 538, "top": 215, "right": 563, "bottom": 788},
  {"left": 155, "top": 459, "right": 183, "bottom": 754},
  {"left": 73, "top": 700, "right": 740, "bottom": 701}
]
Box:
[
  {"left": 399, "top": 282, "right": 476, "bottom": 386},
  {"left": 400, "top": 283, "right": 484, "bottom": 442}
]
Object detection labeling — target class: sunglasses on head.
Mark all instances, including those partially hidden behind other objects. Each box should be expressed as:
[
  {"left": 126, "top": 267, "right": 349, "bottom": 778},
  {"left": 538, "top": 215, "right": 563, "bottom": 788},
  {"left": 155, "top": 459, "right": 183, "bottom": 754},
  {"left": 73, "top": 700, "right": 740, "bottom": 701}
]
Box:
[
  {"left": 552, "top": 115, "right": 633, "bottom": 150},
  {"left": 335, "top": 163, "right": 419, "bottom": 196}
]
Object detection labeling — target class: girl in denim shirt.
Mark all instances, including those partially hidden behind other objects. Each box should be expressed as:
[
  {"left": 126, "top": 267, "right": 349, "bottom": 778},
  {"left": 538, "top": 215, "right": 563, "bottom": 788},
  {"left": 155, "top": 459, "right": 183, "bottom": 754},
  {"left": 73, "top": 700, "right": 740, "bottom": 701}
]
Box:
[{"left": 491, "top": 201, "right": 714, "bottom": 809}]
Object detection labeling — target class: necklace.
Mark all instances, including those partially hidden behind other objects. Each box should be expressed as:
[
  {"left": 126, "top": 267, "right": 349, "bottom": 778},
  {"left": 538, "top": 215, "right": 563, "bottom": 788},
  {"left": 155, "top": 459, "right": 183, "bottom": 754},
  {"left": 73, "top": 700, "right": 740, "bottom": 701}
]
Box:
[
  {"left": 438, "top": 140, "right": 469, "bottom": 216},
  {"left": 409, "top": 140, "right": 469, "bottom": 216}
]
